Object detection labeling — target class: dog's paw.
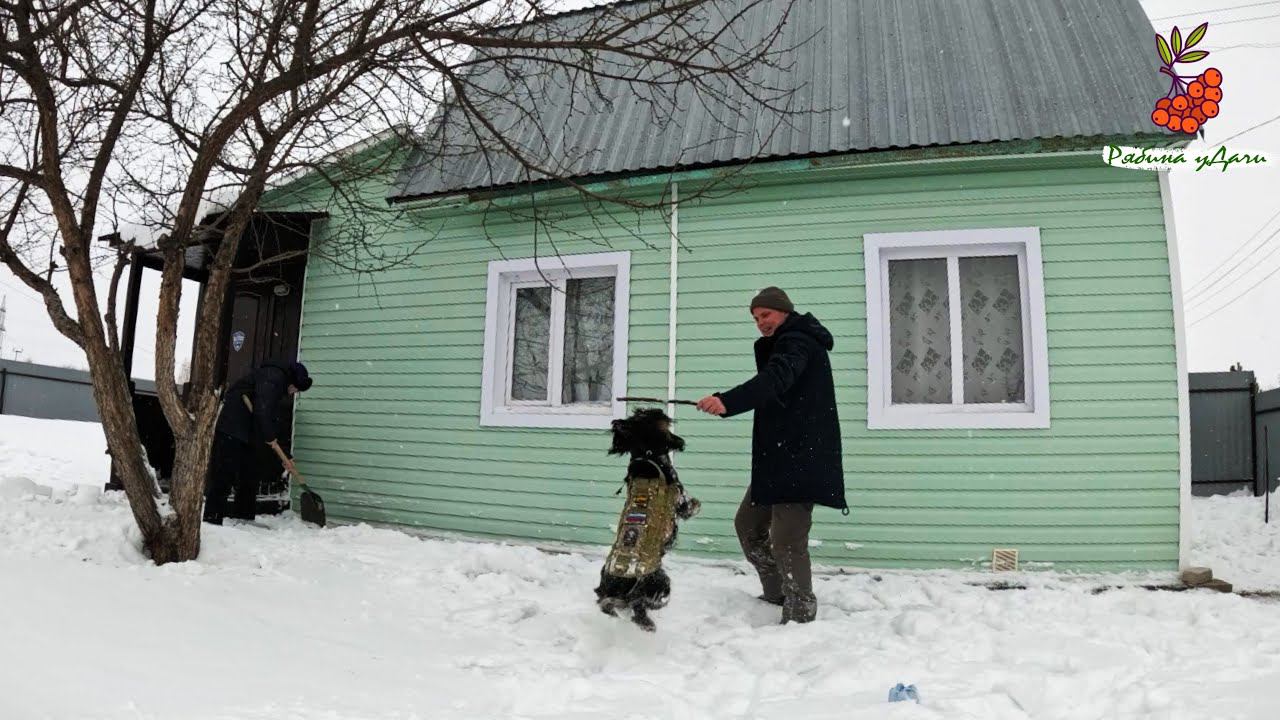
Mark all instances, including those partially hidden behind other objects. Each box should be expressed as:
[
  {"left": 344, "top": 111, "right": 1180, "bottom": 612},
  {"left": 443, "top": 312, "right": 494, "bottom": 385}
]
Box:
[{"left": 630, "top": 606, "right": 657, "bottom": 632}]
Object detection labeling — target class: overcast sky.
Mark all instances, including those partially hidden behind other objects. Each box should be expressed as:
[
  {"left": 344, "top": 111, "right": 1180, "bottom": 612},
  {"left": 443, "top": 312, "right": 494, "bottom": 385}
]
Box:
[{"left": 1, "top": 0, "right": 1278, "bottom": 386}]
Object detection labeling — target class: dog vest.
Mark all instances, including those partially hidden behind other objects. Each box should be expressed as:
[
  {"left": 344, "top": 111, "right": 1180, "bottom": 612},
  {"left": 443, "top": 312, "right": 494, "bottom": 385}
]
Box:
[{"left": 603, "top": 458, "right": 680, "bottom": 579}]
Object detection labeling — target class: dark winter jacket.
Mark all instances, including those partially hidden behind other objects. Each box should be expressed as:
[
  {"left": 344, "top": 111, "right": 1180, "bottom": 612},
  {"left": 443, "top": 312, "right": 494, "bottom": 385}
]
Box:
[
  {"left": 717, "top": 312, "right": 847, "bottom": 510},
  {"left": 215, "top": 361, "right": 294, "bottom": 445}
]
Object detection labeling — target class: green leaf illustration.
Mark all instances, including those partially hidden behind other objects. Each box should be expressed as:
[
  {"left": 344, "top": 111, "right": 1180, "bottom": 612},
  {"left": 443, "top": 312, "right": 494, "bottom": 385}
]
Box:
[
  {"left": 1172, "top": 26, "right": 1183, "bottom": 55},
  {"left": 1185, "top": 22, "right": 1208, "bottom": 50},
  {"left": 1156, "top": 34, "right": 1173, "bottom": 65},
  {"left": 1180, "top": 50, "right": 1210, "bottom": 63}
]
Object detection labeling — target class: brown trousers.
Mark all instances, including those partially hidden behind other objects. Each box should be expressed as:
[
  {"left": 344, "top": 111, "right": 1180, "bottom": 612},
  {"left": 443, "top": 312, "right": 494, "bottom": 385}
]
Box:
[{"left": 734, "top": 489, "right": 816, "bottom": 623}]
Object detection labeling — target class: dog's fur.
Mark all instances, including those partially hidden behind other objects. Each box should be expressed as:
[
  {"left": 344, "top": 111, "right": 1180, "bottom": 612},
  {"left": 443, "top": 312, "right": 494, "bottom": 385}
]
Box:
[{"left": 595, "top": 408, "right": 699, "bottom": 630}]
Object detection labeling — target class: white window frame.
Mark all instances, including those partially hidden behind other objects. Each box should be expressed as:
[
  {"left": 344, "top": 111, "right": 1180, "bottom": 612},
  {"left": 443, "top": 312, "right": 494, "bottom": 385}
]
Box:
[
  {"left": 863, "top": 227, "right": 1051, "bottom": 430},
  {"left": 480, "top": 251, "right": 630, "bottom": 429}
]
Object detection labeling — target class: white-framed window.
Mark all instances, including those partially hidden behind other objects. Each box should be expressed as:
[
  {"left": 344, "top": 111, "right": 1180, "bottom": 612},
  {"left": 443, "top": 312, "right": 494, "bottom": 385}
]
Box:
[
  {"left": 863, "top": 227, "right": 1051, "bottom": 429},
  {"left": 480, "top": 251, "right": 630, "bottom": 429}
]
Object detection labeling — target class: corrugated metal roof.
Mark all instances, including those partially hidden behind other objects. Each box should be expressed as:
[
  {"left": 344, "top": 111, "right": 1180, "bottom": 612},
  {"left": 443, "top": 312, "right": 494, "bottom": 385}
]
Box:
[{"left": 393, "top": 0, "right": 1167, "bottom": 200}]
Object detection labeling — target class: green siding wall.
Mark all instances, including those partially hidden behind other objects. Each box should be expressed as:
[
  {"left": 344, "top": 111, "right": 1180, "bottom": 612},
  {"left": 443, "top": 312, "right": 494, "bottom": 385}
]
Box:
[
  {"left": 295, "top": 195, "right": 678, "bottom": 548},
  {"left": 673, "top": 162, "right": 1178, "bottom": 570},
  {"left": 292, "top": 154, "right": 1181, "bottom": 570}
]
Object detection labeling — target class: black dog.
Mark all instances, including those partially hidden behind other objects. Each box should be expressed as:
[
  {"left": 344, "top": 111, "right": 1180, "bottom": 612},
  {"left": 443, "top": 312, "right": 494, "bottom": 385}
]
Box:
[{"left": 595, "top": 408, "right": 700, "bottom": 631}]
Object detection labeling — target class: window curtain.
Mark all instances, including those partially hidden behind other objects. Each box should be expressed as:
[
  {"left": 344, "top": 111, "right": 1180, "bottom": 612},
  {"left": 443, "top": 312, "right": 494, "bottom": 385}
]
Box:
[
  {"left": 561, "top": 277, "right": 615, "bottom": 403},
  {"left": 959, "top": 256, "right": 1025, "bottom": 404},
  {"left": 888, "top": 258, "right": 952, "bottom": 403}
]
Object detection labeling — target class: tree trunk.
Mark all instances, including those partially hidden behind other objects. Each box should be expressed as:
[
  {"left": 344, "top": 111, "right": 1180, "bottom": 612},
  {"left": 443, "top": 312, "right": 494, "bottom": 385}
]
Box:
[
  {"left": 80, "top": 339, "right": 179, "bottom": 561},
  {"left": 75, "top": 277, "right": 218, "bottom": 565},
  {"left": 165, "top": 391, "right": 222, "bottom": 561},
  {"left": 90, "top": 363, "right": 220, "bottom": 565}
]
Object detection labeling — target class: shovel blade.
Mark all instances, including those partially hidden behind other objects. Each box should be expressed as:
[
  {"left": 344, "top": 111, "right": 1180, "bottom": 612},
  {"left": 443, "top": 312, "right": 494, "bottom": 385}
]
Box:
[{"left": 299, "top": 488, "right": 326, "bottom": 527}]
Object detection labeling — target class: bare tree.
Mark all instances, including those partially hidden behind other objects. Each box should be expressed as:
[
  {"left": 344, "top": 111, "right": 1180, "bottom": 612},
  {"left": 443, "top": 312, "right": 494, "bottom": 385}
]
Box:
[{"left": 0, "top": 0, "right": 798, "bottom": 563}]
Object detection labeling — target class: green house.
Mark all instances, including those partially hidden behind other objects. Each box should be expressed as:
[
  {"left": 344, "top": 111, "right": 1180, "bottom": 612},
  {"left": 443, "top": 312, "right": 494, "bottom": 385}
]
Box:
[{"left": 275, "top": 0, "right": 1192, "bottom": 570}]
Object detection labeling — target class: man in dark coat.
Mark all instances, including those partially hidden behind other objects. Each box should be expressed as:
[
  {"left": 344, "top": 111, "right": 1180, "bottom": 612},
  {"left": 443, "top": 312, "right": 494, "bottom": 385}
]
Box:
[
  {"left": 203, "top": 360, "right": 313, "bottom": 525},
  {"left": 696, "top": 287, "right": 846, "bottom": 624}
]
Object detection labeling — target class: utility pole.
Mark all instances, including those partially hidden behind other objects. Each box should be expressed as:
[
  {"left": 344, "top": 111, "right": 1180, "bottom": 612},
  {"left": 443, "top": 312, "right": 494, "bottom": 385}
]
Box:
[{"left": 0, "top": 294, "right": 6, "bottom": 357}]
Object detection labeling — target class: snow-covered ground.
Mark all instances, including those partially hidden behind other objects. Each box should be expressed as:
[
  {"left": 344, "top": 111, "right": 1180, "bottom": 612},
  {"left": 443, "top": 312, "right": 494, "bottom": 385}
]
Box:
[
  {"left": 2, "top": 414, "right": 1280, "bottom": 720},
  {"left": 0, "top": 415, "right": 110, "bottom": 496},
  {"left": 1188, "top": 490, "right": 1280, "bottom": 593}
]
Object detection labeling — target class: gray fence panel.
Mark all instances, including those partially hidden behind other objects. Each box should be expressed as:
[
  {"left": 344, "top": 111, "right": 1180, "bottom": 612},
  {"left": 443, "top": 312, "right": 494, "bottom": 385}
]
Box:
[
  {"left": 0, "top": 361, "right": 100, "bottom": 422},
  {"left": 0, "top": 360, "right": 156, "bottom": 423},
  {"left": 1189, "top": 372, "right": 1255, "bottom": 493},
  {"left": 1255, "top": 388, "right": 1280, "bottom": 495}
]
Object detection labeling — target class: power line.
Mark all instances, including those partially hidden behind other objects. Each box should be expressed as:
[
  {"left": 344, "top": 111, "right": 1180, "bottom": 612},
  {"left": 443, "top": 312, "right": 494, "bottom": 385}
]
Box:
[
  {"left": 1216, "top": 41, "right": 1280, "bottom": 51},
  {"left": 1189, "top": 247, "right": 1280, "bottom": 326},
  {"left": 1187, "top": 224, "right": 1280, "bottom": 308},
  {"left": 1204, "top": 113, "right": 1280, "bottom": 148},
  {"left": 1187, "top": 226, "right": 1280, "bottom": 322},
  {"left": 1213, "top": 9, "right": 1280, "bottom": 24},
  {"left": 1150, "top": 0, "right": 1280, "bottom": 21},
  {"left": 1184, "top": 207, "right": 1280, "bottom": 299}
]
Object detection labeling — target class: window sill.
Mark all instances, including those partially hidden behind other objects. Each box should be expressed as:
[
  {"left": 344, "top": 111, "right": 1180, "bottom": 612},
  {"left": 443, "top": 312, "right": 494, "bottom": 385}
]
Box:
[
  {"left": 868, "top": 404, "right": 1050, "bottom": 430},
  {"left": 480, "top": 405, "right": 620, "bottom": 430}
]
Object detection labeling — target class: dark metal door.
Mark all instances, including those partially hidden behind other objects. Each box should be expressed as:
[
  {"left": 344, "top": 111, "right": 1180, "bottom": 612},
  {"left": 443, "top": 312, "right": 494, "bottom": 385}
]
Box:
[
  {"left": 219, "top": 261, "right": 307, "bottom": 510},
  {"left": 226, "top": 291, "right": 264, "bottom": 385}
]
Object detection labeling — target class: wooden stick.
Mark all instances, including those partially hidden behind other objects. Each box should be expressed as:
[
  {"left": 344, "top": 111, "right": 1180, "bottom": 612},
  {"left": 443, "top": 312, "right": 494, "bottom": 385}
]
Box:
[{"left": 616, "top": 396, "right": 699, "bottom": 406}]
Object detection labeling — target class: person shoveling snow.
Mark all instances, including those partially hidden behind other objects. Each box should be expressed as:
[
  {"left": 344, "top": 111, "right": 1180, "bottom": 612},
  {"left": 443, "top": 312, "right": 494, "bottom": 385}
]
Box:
[{"left": 205, "top": 360, "right": 313, "bottom": 525}]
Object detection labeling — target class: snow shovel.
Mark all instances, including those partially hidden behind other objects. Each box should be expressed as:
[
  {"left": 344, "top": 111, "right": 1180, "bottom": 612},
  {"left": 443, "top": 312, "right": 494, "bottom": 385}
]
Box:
[
  {"left": 268, "top": 445, "right": 325, "bottom": 526},
  {"left": 270, "top": 445, "right": 324, "bottom": 527},
  {"left": 277, "top": 459, "right": 324, "bottom": 527}
]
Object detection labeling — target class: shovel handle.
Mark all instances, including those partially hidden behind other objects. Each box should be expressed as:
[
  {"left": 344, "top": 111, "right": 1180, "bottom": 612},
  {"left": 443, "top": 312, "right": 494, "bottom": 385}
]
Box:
[
  {"left": 267, "top": 440, "right": 306, "bottom": 484},
  {"left": 244, "top": 394, "right": 308, "bottom": 485}
]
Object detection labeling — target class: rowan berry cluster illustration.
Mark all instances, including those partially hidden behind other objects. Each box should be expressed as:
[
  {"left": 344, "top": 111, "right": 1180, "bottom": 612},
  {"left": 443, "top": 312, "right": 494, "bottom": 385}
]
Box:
[{"left": 1151, "top": 22, "right": 1222, "bottom": 135}]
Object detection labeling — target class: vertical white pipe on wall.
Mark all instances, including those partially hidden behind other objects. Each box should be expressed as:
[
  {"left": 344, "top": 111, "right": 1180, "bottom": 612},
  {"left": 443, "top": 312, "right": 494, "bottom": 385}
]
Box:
[
  {"left": 1159, "top": 171, "right": 1192, "bottom": 569},
  {"left": 667, "top": 182, "right": 679, "bottom": 419}
]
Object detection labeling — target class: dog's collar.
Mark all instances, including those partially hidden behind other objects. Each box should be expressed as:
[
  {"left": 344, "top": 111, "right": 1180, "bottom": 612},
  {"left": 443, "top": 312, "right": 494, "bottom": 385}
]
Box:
[
  {"left": 633, "top": 452, "right": 675, "bottom": 484},
  {"left": 638, "top": 457, "right": 666, "bottom": 482}
]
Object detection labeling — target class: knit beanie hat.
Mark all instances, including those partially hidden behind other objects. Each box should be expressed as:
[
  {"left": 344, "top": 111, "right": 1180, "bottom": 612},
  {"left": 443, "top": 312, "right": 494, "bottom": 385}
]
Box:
[
  {"left": 288, "top": 361, "right": 313, "bottom": 392},
  {"left": 749, "top": 286, "right": 794, "bottom": 314}
]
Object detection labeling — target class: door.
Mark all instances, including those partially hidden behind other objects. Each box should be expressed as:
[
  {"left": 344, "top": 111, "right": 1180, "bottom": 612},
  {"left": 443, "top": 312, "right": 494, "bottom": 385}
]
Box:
[
  {"left": 218, "top": 257, "right": 308, "bottom": 511},
  {"left": 225, "top": 291, "right": 264, "bottom": 385}
]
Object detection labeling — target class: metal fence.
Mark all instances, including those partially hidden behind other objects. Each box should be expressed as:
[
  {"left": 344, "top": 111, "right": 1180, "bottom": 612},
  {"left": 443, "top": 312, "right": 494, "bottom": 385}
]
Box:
[
  {"left": 0, "top": 359, "right": 155, "bottom": 423},
  {"left": 1189, "top": 371, "right": 1279, "bottom": 496},
  {"left": 1255, "top": 387, "right": 1280, "bottom": 496}
]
